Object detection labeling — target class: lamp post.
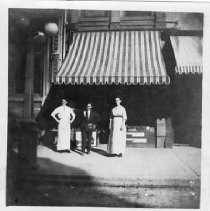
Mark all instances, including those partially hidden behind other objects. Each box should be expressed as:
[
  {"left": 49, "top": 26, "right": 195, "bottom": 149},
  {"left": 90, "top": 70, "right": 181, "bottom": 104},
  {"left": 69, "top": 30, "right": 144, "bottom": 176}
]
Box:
[{"left": 23, "top": 21, "right": 58, "bottom": 120}]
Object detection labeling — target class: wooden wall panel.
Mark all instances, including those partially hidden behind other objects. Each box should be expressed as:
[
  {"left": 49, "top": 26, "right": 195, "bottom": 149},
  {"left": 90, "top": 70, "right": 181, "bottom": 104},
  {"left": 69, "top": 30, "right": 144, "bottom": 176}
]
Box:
[{"left": 8, "top": 102, "right": 24, "bottom": 119}]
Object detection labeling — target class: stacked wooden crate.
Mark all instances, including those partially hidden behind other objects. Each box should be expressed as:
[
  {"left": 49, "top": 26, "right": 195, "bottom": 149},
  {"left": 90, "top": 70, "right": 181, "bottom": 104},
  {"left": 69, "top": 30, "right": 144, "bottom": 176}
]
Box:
[
  {"left": 75, "top": 129, "right": 97, "bottom": 148},
  {"left": 156, "top": 119, "right": 166, "bottom": 148},
  {"left": 165, "top": 118, "right": 174, "bottom": 148},
  {"left": 126, "top": 126, "right": 155, "bottom": 148},
  {"left": 156, "top": 118, "right": 174, "bottom": 148}
]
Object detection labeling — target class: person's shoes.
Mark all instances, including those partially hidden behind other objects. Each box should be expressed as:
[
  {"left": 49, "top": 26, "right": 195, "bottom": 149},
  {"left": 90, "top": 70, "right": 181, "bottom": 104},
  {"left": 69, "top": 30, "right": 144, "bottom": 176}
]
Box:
[
  {"left": 118, "top": 153, "right": 122, "bottom": 157},
  {"left": 87, "top": 151, "right": 91, "bottom": 155},
  {"left": 81, "top": 152, "right": 85, "bottom": 156},
  {"left": 107, "top": 154, "right": 115, "bottom": 157}
]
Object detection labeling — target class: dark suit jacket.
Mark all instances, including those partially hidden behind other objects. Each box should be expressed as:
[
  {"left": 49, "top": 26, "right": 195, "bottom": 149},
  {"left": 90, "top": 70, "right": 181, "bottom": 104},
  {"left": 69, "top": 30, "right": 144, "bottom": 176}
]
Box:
[{"left": 81, "top": 110, "right": 101, "bottom": 129}]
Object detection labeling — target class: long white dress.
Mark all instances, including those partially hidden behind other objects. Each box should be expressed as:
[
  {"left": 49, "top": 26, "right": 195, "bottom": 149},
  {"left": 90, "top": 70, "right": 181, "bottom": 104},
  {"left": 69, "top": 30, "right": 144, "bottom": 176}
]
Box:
[
  {"left": 107, "top": 105, "right": 127, "bottom": 154},
  {"left": 51, "top": 106, "right": 75, "bottom": 151}
]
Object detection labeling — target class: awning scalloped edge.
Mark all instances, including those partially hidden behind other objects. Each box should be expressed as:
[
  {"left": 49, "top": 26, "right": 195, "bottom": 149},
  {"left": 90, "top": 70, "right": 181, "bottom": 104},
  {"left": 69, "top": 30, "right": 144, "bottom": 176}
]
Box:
[{"left": 175, "top": 66, "right": 203, "bottom": 74}]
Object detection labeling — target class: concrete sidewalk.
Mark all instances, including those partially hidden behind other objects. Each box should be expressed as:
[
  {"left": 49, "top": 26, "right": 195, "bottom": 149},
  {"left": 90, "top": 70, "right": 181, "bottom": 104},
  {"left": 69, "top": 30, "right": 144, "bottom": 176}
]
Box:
[{"left": 20, "top": 144, "right": 201, "bottom": 188}]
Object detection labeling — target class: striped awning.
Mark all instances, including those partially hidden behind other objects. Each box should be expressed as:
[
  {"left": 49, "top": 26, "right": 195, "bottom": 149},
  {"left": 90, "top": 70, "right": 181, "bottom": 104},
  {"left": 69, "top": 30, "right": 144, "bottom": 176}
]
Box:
[
  {"left": 170, "top": 36, "right": 203, "bottom": 74},
  {"left": 54, "top": 31, "right": 170, "bottom": 85}
]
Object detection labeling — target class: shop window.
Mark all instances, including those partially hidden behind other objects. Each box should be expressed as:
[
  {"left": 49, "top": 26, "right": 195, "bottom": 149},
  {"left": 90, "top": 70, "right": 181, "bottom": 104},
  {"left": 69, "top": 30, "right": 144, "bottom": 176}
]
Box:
[
  {"left": 15, "top": 52, "right": 26, "bottom": 94},
  {"left": 8, "top": 42, "right": 27, "bottom": 96},
  {"left": 82, "top": 10, "right": 109, "bottom": 17},
  {"left": 125, "top": 11, "right": 153, "bottom": 17},
  {"left": 9, "top": 10, "right": 28, "bottom": 96}
]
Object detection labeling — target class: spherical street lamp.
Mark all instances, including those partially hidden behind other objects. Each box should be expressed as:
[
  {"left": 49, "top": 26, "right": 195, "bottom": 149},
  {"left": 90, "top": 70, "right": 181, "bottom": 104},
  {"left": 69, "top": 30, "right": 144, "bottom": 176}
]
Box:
[
  {"left": 19, "top": 16, "right": 30, "bottom": 27},
  {"left": 44, "top": 22, "right": 59, "bottom": 36}
]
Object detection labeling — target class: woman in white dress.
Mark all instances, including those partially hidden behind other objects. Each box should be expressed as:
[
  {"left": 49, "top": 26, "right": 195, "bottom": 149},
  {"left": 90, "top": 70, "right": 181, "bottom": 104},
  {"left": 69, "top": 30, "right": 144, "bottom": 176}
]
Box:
[
  {"left": 107, "top": 97, "right": 127, "bottom": 157},
  {"left": 51, "top": 99, "right": 75, "bottom": 153}
]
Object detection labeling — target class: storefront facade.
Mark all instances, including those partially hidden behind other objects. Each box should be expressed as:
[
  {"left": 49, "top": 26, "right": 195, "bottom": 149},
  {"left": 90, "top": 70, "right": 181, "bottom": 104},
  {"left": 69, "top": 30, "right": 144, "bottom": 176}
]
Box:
[{"left": 8, "top": 9, "right": 203, "bottom": 147}]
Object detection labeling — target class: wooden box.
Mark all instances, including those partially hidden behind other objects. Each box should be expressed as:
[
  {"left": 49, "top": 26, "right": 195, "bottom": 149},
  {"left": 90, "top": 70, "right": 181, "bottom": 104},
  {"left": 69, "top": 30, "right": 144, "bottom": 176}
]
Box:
[
  {"left": 156, "top": 137, "right": 165, "bottom": 148},
  {"left": 75, "top": 131, "right": 97, "bottom": 147}
]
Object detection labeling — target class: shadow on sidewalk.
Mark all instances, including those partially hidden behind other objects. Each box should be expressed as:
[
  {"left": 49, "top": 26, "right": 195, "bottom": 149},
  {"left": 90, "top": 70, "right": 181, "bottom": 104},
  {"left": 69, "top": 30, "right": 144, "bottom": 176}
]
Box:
[
  {"left": 39, "top": 134, "right": 57, "bottom": 152},
  {"left": 6, "top": 150, "right": 145, "bottom": 207},
  {"left": 91, "top": 147, "right": 108, "bottom": 157}
]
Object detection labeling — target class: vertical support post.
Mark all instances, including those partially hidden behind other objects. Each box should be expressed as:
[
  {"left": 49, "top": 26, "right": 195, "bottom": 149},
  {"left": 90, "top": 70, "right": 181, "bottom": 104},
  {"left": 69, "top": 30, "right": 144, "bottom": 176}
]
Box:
[
  {"left": 23, "top": 40, "right": 34, "bottom": 120},
  {"left": 51, "top": 14, "right": 63, "bottom": 83},
  {"left": 62, "top": 10, "right": 68, "bottom": 61},
  {"left": 42, "top": 38, "right": 51, "bottom": 104}
]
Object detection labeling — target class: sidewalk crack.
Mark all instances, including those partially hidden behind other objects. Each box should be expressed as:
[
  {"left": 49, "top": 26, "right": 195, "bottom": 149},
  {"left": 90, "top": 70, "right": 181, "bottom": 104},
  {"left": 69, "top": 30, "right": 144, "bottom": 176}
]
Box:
[{"left": 171, "top": 149, "right": 200, "bottom": 177}]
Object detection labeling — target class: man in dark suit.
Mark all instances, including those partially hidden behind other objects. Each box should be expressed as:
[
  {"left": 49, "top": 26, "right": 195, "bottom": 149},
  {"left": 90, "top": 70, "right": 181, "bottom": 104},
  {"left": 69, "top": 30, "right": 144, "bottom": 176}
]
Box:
[{"left": 81, "top": 103, "right": 101, "bottom": 155}]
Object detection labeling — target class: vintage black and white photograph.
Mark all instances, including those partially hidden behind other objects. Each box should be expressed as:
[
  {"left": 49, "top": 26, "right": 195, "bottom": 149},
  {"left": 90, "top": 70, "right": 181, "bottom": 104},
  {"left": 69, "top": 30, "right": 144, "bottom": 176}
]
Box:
[{"left": 5, "top": 1, "right": 206, "bottom": 209}]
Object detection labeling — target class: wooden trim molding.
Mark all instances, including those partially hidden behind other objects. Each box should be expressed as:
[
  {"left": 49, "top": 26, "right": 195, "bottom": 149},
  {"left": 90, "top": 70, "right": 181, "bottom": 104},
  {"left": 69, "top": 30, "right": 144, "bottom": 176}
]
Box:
[
  {"left": 70, "top": 28, "right": 202, "bottom": 34},
  {"left": 9, "top": 96, "right": 43, "bottom": 102}
]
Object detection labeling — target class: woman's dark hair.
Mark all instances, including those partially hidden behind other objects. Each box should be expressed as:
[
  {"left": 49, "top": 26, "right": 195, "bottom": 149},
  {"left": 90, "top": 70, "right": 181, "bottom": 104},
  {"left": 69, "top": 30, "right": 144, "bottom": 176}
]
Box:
[
  {"left": 115, "top": 96, "right": 122, "bottom": 101},
  {"left": 87, "top": 102, "right": 93, "bottom": 106},
  {"left": 62, "top": 98, "right": 68, "bottom": 103}
]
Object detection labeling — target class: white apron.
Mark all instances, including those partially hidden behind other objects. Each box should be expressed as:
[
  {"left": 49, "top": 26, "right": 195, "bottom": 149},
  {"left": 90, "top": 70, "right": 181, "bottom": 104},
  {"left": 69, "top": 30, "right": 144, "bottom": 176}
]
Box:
[{"left": 51, "top": 106, "right": 74, "bottom": 150}]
